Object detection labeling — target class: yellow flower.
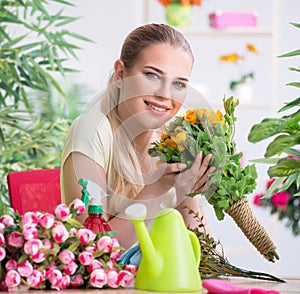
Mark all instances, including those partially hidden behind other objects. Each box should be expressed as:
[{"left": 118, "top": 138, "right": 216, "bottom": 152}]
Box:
[
  {"left": 161, "top": 132, "right": 169, "bottom": 139},
  {"left": 171, "top": 131, "right": 187, "bottom": 144},
  {"left": 184, "top": 110, "right": 197, "bottom": 124},
  {"left": 157, "top": 143, "right": 164, "bottom": 150},
  {"left": 219, "top": 53, "right": 244, "bottom": 63},
  {"left": 246, "top": 44, "right": 259, "bottom": 54},
  {"left": 194, "top": 108, "right": 220, "bottom": 124},
  {"left": 216, "top": 110, "right": 225, "bottom": 124},
  {"left": 164, "top": 138, "right": 177, "bottom": 149}
]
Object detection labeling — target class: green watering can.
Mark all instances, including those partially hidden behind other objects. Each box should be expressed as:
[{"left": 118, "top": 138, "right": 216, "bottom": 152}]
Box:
[{"left": 125, "top": 203, "right": 202, "bottom": 292}]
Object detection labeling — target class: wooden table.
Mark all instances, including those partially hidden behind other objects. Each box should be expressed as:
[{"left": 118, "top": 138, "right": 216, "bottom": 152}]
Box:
[{"left": 6, "top": 277, "right": 300, "bottom": 293}]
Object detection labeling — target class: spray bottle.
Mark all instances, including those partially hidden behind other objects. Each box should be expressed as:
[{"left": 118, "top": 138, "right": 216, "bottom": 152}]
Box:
[{"left": 78, "top": 178, "right": 111, "bottom": 233}]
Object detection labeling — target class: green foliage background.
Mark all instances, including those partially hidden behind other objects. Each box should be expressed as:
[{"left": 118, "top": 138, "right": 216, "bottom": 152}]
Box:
[
  {"left": 248, "top": 22, "right": 300, "bottom": 198},
  {"left": 0, "top": 0, "right": 92, "bottom": 215}
]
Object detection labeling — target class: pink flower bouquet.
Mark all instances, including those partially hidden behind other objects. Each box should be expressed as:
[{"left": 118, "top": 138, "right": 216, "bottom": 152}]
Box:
[{"left": 0, "top": 201, "right": 137, "bottom": 291}]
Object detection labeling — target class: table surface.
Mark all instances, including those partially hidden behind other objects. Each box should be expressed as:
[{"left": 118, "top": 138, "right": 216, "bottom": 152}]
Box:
[{"left": 6, "top": 277, "right": 300, "bottom": 293}]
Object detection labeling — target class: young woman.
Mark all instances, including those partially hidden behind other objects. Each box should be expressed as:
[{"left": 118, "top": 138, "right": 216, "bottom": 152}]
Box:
[{"left": 61, "top": 23, "right": 214, "bottom": 249}]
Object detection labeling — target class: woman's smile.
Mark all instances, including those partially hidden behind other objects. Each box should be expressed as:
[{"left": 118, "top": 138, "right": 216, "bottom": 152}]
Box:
[{"left": 144, "top": 100, "right": 170, "bottom": 114}]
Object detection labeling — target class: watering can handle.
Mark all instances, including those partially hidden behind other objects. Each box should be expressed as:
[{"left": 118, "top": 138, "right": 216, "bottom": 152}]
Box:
[{"left": 188, "top": 230, "right": 201, "bottom": 266}]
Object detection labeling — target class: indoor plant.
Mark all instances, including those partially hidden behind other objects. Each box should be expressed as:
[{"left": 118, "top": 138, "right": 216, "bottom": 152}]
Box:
[
  {"left": 0, "top": 0, "right": 91, "bottom": 215},
  {"left": 158, "top": 0, "right": 203, "bottom": 27},
  {"left": 248, "top": 22, "right": 300, "bottom": 234}
]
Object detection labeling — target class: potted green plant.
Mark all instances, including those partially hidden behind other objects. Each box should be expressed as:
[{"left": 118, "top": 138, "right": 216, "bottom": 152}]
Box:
[{"left": 248, "top": 22, "right": 300, "bottom": 210}]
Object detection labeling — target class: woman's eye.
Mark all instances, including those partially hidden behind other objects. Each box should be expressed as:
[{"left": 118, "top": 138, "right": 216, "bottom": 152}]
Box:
[
  {"left": 174, "top": 81, "right": 187, "bottom": 89},
  {"left": 145, "top": 72, "right": 160, "bottom": 80}
]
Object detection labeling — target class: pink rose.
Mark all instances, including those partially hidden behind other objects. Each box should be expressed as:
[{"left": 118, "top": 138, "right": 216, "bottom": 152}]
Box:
[
  {"left": 5, "top": 259, "right": 17, "bottom": 272},
  {"left": 0, "top": 222, "right": 5, "bottom": 233},
  {"left": 58, "top": 274, "right": 70, "bottom": 289},
  {"left": 97, "top": 235, "right": 113, "bottom": 253},
  {"left": 22, "top": 211, "right": 39, "bottom": 228},
  {"left": 5, "top": 270, "right": 21, "bottom": 288},
  {"left": 107, "top": 270, "right": 119, "bottom": 288},
  {"left": 8, "top": 231, "right": 24, "bottom": 248},
  {"left": 17, "top": 260, "right": 33, "bottom": 277},
  {"left": 52, "top": 222, "right": 69, "bottom": 243},
  {"left": 106, "top": 260, "right": 116, "bottom": 270},
  {"left": 31, "top": 250, "right": 47, "bottom": 263},
  {"left": 39, "top": 213, "right": 55, "bottom": 229},
  {"left": 27, "top": 270, "right": 43, "bottom": 288},
  {"left": 24, "top": 239, "right": 42, "bottom": 255},
  {"left": 54, "top": 204, "right": 71, "bottom": 221},
  {"left": 70, "top": 274, "right": 84, "bottom": 287},
  {"left": 0, "top": 247, "right": 6, "bottom": 261},
  {"left": 90, "top": 269, "right": 108, "bottom": 288},
  {"left": 78, "top": 251, "right": 94, "bottom": 266},
  {"left": 69, "top": 227, "right": 77, "bottom": 236},
  {"left": 110, "top": 238, "right": 121, "bottom": 259},
  {"left": 253, "top": 193, "right": 263, "bottom": 206},
  {"left": 0, "top": 215, "right": 14, "bottom": 227},
  {"left": 42, "top": 239, "right": 54, "bottom": 250},
  {"left": 70, "top": 199, "right": 85, "bottom": 214},
  {"left": 272, "top": 191, "right": 290, "bottom": 211},
  {"left": 0, "top": 232, "right": 5, "bottom": 245},
  {"left": 85, "top": 244, "right": 97, "bottom": 253},
  {"left": 22, "top": 225, "right": 38, "bottom": 240},
  {"left": 87, "top": 259, "right": 103, "bottom": 273},
  {"left": 124, "top": 264, "right": 138, "bottom": 275},
  {"left": 63, "top": 261, "right": 78, "bottom": 275},
  {"left": 58, "top": 249, "right": 75, "bottom": 265},
  {"left": 48, "top": 269, "right": 62, "bottom": 288},
  {"left": 77, "top": 228, "right": 96, "bottom": 245},
  {"left": 117, "top": 270, "right": 135, "bottom": 287}
]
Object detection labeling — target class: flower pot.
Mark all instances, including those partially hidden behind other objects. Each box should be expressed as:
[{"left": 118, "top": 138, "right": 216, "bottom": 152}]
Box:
[{"left": 165, "top": 4, "right": 193, "bottom": 27}]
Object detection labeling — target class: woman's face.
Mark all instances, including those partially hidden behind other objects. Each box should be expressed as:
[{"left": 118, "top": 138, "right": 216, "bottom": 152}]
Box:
[{"left": 116, "top": 43, "right": 193, "bottom": 130}]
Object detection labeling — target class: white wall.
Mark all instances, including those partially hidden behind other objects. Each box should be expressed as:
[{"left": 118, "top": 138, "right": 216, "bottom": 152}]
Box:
[{"left": 60, "top": 0, "right": 299, "bottom": 277}]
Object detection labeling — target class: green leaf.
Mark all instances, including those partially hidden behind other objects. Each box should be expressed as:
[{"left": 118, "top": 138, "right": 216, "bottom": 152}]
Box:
[
  {"left": 268, "top": 158, "right": 300, "bottom": 178},
  {"left": 278, "top": 97, "right": 300, "bottom": 112},
  {"left": 264, "top": 177, "right": 287, "bottom": 198},
  {"left": 286, "top": 82, "right": 300, "bottom": 88},
  {"left": 265, "top": 134, "right": 299, "bottom": 157},
  {"left": 248, "top": 118, "right": 289, "bottom": 143},
  {"left": 52, "top": 0, "right": 77, "bottom": 6},
  {"left": 289, "top": 67, "right": 300, "bottom": 72},
  {"left": 249, "top": 157, "right": 280, "bottom": 165},
  {"left": 66, "top": 217, "right": 84, "bottom": 228},
  {"left": 278, "top": 49, "right": 300, "bottom": 58},
  {"left": 290, "top": 22, "right": 300, "bottom": 29}
]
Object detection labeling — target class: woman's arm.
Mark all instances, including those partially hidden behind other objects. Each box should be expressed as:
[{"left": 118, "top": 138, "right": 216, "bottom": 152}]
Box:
[{"left": 62, "top": 152, "right": 195, "bottom": 249}]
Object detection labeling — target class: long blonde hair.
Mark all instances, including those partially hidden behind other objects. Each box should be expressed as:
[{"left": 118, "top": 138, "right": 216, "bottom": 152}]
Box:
[{"left": 100, "top": 23, "right": 194, "bottom": 216}]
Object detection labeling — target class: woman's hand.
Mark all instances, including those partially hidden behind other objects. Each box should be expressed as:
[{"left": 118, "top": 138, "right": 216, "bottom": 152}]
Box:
[
  {"left": 143, "top": 161, "right": 187, "bottom": 196},
  {"left": 174, "top": 152, "right": 215, "bottom": 199}
]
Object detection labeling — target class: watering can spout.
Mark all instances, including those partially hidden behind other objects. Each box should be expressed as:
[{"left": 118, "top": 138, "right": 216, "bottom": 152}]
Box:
[{"left": 125, "top": 203, "right": 162, "bottom": 277}]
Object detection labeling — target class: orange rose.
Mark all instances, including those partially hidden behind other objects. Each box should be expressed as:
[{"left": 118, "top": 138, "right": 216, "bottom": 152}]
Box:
[{"left": 184, "top": 110, "right": 197, "bottom": 124}]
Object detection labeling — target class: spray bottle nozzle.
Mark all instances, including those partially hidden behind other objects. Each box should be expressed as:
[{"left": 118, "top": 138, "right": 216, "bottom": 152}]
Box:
[{"left": 78, "top": 178, "right": 107, "bottom": 214}]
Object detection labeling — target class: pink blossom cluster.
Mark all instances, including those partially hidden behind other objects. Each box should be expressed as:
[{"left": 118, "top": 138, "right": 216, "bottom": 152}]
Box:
[
  {"left": 253, "top": 178, "right": 291, "bottom": 212},
  {"left": 0, "top": 200, "right": 137, "bottom": 291}
]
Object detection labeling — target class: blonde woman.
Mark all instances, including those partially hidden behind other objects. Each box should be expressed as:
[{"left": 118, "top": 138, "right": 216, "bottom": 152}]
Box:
[{"left": 61, "top": 23, "right": 214, "bottom": 249}]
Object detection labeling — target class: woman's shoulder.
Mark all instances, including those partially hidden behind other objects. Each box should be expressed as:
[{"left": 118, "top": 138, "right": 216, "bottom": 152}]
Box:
[{"left": 72, "top": 107, "right": 111, "bottom": 135}]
